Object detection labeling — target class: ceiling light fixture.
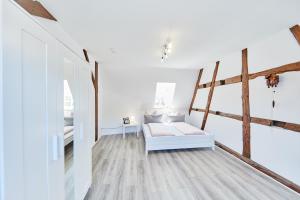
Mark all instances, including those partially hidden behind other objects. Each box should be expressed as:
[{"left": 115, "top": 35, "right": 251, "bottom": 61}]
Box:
[{"left": 161, "top": 40, "right": 172, "bottom": 63}]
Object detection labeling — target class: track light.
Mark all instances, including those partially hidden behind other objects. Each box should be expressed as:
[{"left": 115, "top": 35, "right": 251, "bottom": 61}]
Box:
[{"left": 161, "top": 40, "right": 172, "bottom": 62}]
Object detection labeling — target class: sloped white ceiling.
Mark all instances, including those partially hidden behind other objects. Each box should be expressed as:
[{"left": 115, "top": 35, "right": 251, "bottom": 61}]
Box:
[{"left": 41, "top": 0, "right": 300, "bottom": 69}]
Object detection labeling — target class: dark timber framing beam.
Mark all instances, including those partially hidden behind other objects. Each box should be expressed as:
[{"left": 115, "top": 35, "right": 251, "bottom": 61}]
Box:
[
  {"left": 251, "top": 117, "right": 300, "bottom": 132},
  {"left": 193, "top": 108, "right": 242, "bottom": 121},
  {"left": 242, "top": 48, "right": 251, "bottom": 158},
  {"left": 83, "top": 48, "right": 99, "bottom": 142},
  {"left": 191, "top": 108, "right": 300, "bottom": 133},
  {"left": 83, "top": 49, "right": 90, "bottom": 63},
  {"left": 94, "top": 62, "right": 99, "bottom": 142},
  {"left": 199, "top": 75, "right": 242, "bottom": 89},
  {"left": 215, "top": 141, "right": 300, "bottom": 193},
  {"left": 198, "top": 61, "right": 300, "bottom": 89},
  {"left": 249, "top": 61, "right": 300, "bottom": 80},
  {"left": 201, "top": 61, "right": 220, "bottom": 130},
  {"left": 91, "top": 74, "right": 96, "bottom": 88},
  {"left": 290, "top": 25, "right": 300, "bottom": 45},
  {"left": 83, "top": 47, "right": 98, "bottom": 141},
  {"left": 189, "top": 69, "right": 203, "bottom": 115},
  {"left": 15, "top": 0, "right": 56, "bottom": 21}
]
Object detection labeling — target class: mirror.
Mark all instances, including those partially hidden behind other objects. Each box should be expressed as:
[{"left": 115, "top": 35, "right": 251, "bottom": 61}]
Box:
[{"left": 64, "top": 59, "right": 75, "bottom": 200}]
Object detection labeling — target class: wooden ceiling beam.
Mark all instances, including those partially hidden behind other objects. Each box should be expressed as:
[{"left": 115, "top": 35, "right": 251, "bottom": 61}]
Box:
[
  {"left": 290, "top": 24, "right": 300, "bottom": 46},
  {"left": 15, "top": 0, "right": 56, "bottom": 21}
]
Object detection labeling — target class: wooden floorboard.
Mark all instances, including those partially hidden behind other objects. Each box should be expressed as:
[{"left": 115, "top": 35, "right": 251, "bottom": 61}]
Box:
[{"left": 85, "top": 134, "right": 300, "bottom": 200}]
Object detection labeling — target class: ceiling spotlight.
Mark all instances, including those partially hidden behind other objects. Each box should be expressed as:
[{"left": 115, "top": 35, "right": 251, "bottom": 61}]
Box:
[{"left": 161, "top": 40, "right": 172, "bottom": 62}]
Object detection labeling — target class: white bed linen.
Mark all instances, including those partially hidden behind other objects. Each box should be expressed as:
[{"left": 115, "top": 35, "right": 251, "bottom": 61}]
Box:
[
  {"left": 171, "top": 122, "right": 205, "bottom": 135},
  {"left": 64, "top": 126, "right": 74, "bottom": 134},
  {"left": 148, "top": 123, "right": 181, "bottom": 137},
  {"left": 64, "top": 126, "right": 74, "bottom": 146}
]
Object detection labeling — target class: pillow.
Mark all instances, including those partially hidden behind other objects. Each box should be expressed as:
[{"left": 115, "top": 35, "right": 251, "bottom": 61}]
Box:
[
  {"left": 167, "top": 114, "right": 185, "bottom": 122},
  {"left": 148, "top": 109, "right": 164, "bottom": 116},
  {"left": 144, "top": 114, "right": 163, "bottom": 124}
]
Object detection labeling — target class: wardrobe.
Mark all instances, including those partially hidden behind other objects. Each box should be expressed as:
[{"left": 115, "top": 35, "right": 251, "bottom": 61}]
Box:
[{"left": 1, "top": 0, "right": 93, "bottom": 200}]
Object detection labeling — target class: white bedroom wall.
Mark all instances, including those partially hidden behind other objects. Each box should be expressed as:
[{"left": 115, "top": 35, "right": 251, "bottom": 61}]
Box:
[
  {"left": 189, "top": 25, "right": 300, "bottom": 186},
  {"left": 100, "top": 67, "right": 198, "bottom": 135}
]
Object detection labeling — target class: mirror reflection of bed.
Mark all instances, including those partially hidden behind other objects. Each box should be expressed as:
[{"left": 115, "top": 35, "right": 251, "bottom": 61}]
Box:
[
  {"left": 64, "top": 81, "right": 73, "bottom": 171},
  {"left": 64, "top": 60, "right": 75, "bottom": 200}
]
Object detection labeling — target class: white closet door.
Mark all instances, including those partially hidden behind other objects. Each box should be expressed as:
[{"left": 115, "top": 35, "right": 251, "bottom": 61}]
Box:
[
  {"left": 22, "top": 29, "right": 49, "bottom": 200},
  {"left": 74, "top": 61, "right": 92, "bottom": 200},
  {"left": 3, "top": 1, "right": 64, "bottom": 200},
  {"left": 47, "top": 42, "right": 65, "bottom": 200}
]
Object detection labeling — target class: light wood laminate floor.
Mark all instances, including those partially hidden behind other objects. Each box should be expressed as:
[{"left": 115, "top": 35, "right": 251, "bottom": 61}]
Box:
[
  {"left": 65, "top": 142, "right": 74, "bottom": 200},
  {"left": 85, "top": 134, "right": 300, "bottom": 200}
]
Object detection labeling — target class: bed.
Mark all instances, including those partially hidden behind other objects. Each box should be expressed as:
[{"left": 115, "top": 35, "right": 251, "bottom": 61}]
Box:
[
  {"left": 142, "top": 122, "right": 214, "bottom": 155},
  {"left": 64, "top": 126, "right": 74, "bottom": 146}
]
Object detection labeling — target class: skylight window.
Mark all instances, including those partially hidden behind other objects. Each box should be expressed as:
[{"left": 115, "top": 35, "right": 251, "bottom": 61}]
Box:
[{"left": 154, "top": 82, "right": 176, "bottom": 108}]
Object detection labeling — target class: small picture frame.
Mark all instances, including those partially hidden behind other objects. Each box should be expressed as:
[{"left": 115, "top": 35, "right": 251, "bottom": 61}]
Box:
[{"left": 123, "top": 117, "right": 130, "bottom": 124}]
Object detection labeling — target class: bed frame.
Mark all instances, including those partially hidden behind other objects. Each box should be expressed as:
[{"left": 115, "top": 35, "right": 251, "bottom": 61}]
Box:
[{"left": 142, "top": 124, "right": 215, "bottom": 155}]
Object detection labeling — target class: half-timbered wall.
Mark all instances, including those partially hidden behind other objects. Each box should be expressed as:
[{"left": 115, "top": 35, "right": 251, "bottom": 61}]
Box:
[{"left": 187, "top": 25, "right": 300, "bottom": 186}]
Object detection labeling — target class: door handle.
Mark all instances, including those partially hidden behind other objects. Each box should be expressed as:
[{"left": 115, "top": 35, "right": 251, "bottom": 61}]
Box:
[{"left": 52, "top": 135, "right": 59, "bottom": 161}]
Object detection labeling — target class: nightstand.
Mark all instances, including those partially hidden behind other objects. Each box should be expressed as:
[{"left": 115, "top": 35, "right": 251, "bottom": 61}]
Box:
[{"left": 122, "top": 123, "right": 139, "bottom": 139}]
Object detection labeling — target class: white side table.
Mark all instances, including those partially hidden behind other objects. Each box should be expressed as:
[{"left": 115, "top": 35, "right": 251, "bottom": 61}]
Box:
[{"left": 122, "top": 123, "right": 139, "bottom": 139}]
